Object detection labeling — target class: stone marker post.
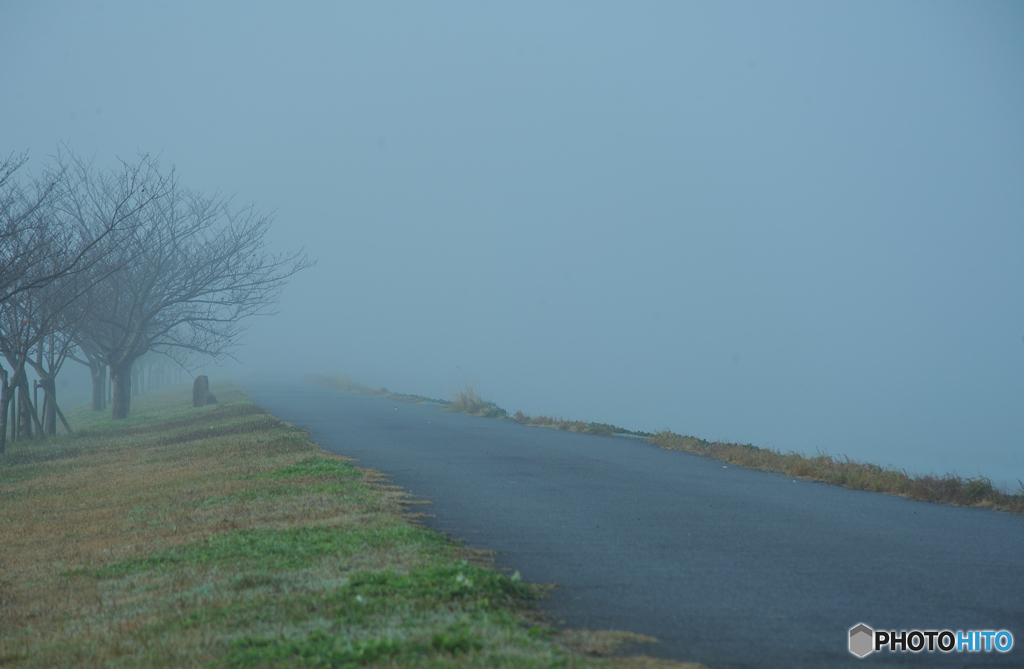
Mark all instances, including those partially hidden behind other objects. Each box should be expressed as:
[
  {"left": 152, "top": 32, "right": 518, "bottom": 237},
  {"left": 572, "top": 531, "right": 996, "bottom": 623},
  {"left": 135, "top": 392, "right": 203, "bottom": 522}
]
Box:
[{"left": 193, "top": 376, "right": 209, "bottom": 407}]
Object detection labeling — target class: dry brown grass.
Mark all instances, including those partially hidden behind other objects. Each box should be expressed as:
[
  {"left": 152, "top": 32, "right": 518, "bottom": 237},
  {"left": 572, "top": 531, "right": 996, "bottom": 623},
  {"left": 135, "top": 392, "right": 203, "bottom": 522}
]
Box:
[
  {"left": 652, "top": 430, "right": 1024, "bottom": 514},
  {"left": 447, "top": 383, "right": 508, "bottom": 418},
  {"left": 559, "top": 631, "right": 703, "bottom": 669},
  {"left": 561, "top": 630, "right": 657, "bottom": 656}
]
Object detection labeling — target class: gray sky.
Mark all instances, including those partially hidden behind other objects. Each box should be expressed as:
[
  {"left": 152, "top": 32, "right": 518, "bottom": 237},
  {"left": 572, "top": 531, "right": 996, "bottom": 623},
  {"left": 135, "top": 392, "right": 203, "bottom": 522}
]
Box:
[{"left": 3, "top": 1, "right": 1022, "bottom": 487}]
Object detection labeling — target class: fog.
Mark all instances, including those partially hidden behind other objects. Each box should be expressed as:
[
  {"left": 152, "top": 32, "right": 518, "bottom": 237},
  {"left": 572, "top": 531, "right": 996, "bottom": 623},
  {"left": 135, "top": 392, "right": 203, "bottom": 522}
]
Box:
[{"left": 3, "top": 2, "right": 1022, "bottom": 487}]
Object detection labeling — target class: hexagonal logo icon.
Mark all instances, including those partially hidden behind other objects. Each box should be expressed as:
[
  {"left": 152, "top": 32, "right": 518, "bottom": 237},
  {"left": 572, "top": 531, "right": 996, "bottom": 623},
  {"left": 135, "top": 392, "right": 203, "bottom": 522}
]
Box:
[{"left": 849, "top": 623, "right": 874, "bottom": 658}]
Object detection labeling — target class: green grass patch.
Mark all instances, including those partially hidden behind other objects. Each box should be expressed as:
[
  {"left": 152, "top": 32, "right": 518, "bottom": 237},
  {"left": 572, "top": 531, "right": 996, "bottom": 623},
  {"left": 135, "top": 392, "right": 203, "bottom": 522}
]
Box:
[
  {"left": 97, "top": 524, "right": 448, "bottom": 577},
  {"left": 247, "top": 456, "right": 363, "bottom": 480},
  {"left": 344, "top": 563, "right": 535, "bottom": 604},
  {"left": 227, "top": 623, "right": 489, "bottom": 666},
  {"left": 168, "top": 563, "right": 536, "bottom": 634},
  {"left": 226, "top": 631, "right": 419, "bottom": 667}
]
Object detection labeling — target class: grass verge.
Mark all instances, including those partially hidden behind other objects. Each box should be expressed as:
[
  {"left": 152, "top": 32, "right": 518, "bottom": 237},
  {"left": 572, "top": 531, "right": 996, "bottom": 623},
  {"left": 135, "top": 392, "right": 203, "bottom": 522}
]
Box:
[
  {"left": 0, "top": 383, "right": 702, "bottom": 668},
  {"left": 510, "top": 411, "right": 652, "bottom": 439},
  {"left": 304, "top": 374, "right": 649, "bottom": 438},
  {"left": 652, "top": 430, "right": 1024, "bottom": 514},
  {"left": 302, "top": 373, "right": 447, "bottom": 406},
  {"left": 305, "top": 374, "right": 1024, "bottom": 515}
]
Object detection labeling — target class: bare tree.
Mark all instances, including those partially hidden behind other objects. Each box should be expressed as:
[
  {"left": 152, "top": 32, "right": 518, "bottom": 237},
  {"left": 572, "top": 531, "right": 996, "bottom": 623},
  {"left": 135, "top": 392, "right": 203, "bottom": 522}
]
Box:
[
  {"left": 0, "top": 154, "right": 59, "bottom": 450},
  {"left": 0, "top": 150, "right": 165, "bottom": 452},
  {"left": 1, "top": 149, "right": 157, "bottom": 307},
  {"left": 24, "top": 263, "right": 85, "bottom": 436},
  {"left": 2, "top": 148, "right": 310, "bottom": 438},
  {"left": 0, "top": 280, "right": 47, "bottom": 445},
  {"left": 77, "top": 168, "right": 311, "bottom": 419},
  {"left": 52, "top": 150, "right": 170, "bottom": 413}
]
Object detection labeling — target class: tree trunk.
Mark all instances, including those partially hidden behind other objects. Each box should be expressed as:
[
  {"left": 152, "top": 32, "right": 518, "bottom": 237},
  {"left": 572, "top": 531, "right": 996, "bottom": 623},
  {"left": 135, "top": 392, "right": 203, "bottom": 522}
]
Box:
[
  {"left": 17, "top": 374, "right": 33, "bottom": 440},
  {"left": 16, "top": 373, "right": 43, "bottom": 439},
  {"left": 110, "top": 362, "right": 133, "bottom": 419},
  {"left": 0, "top": 368, "right": 8, "bottom": 455},
  {"left": 7, "top": 381, "right": 15, "bottom": 444},
  {"left": 40, "top": 378, "right": 57, "bottom": 436},
  {"left": 90, "top": 360, "right": 107, "bottom": 412},
  {"left": 12, "top": 379, "right": 20, "bottom": 440},
  {"left": 40, "top": 383, "right": 73, "bottom": 436}
]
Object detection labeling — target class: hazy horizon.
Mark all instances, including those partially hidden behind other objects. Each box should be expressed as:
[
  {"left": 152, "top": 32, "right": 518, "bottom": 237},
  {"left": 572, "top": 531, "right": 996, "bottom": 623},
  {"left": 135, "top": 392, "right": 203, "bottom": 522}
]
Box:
[{"left": 3, "top": 1, "right": 1022, "bottom": 488}]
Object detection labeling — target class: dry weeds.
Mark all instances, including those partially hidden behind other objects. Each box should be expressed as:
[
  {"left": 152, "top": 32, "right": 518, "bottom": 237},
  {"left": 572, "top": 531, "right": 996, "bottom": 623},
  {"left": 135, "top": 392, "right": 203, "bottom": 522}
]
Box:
[{"left": 652, "top": 430, "right": 1024, "bottom": 514}]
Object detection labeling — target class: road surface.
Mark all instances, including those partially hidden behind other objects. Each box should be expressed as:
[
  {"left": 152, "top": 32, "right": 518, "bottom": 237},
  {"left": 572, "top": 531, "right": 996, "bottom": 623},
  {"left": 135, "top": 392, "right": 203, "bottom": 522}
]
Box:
[{"left": 240, "top": 379, "right": 1024, "bottom": 668}]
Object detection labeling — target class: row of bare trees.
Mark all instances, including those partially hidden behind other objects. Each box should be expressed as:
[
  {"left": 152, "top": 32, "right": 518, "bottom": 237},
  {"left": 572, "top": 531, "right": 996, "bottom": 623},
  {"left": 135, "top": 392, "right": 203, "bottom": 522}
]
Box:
[{"left": 0, "top": 148, "right": 311, "bottom": 454}]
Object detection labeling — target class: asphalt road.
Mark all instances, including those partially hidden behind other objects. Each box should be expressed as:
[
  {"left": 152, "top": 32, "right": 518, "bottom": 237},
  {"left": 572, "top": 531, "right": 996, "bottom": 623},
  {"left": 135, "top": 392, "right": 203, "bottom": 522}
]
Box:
[{"left": 240, "top": 380, "right": 1024, "bottom": 668}]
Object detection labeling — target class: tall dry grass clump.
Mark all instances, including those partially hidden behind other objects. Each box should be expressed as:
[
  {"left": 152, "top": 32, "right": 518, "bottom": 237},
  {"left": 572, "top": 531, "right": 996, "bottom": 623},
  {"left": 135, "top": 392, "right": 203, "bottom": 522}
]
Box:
[{"left": 446, "top": 383, "right": 508, "bottom": 418}]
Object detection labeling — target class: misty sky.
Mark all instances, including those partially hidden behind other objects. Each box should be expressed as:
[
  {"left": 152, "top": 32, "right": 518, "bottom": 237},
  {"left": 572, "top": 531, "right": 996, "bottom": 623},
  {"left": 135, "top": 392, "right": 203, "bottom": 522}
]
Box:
[{"left": 3, "top": 1, "right": 1022, "bottom": 488}]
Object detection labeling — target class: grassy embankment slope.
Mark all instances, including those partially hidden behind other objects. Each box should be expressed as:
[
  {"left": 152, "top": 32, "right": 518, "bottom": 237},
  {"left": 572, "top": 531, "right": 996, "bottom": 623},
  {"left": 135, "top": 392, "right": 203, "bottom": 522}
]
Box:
[
  {"left": 0, "top": 384, "right": 701, "bottom": 668},
  {"left": 305, "top": 374, "right": 1024, "bottom": 515}
]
